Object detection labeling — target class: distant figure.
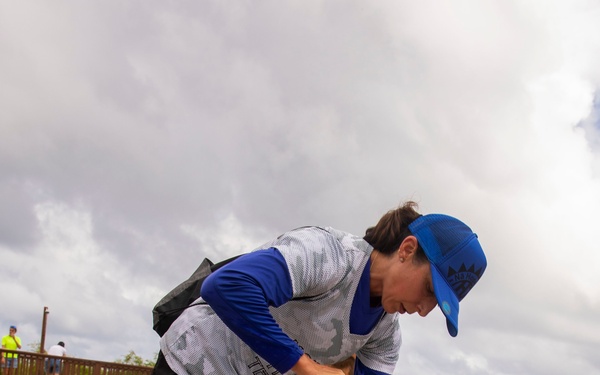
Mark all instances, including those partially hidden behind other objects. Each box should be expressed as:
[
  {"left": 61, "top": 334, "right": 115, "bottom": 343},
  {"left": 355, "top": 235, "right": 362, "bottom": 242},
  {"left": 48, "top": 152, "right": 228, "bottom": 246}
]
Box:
[
  {"left": 1, "top": 326, "right": 22, "bottom": 375},
  {"left": 46, "top": 342, "right": 67, "bottom": 375}
]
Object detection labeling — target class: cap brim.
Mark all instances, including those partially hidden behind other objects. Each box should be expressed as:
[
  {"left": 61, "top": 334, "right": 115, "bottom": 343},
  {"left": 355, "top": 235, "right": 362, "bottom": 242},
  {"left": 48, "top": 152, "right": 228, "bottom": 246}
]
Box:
[{"left": 430, "top": 264, "right": 460, "bottom": 337}]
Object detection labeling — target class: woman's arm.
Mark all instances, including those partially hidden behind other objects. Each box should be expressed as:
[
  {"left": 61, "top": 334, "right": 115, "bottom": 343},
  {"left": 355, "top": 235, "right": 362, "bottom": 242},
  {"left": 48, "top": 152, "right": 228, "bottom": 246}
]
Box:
[
  {"left": 292, "top": 354, "right": 346, "bottom": 375},
  {"left": 201, "top": 248, "right": 304, "bottom": 373},
  {"left": 329, "top": 354, "right": 356, "bottom": 375}
]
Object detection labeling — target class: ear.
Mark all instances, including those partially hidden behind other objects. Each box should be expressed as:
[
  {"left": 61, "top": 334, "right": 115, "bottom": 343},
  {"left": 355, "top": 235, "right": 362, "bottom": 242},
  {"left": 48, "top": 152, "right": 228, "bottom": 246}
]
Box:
[{"left": 398, "top": 235, "right": 419, "bottom": 260}]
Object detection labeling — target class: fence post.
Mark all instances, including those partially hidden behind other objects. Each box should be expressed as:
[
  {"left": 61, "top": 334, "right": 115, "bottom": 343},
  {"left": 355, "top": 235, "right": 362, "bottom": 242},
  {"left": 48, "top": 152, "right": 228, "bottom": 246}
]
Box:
[
  {"left": 93, "top": 362, "right": 102, "bottom": 375},
  {"left": 40, "top": 307, "right": 50, "bottom": 354},
  {"left": 38, "top": 354, "right": 45, "bottom": 375}
]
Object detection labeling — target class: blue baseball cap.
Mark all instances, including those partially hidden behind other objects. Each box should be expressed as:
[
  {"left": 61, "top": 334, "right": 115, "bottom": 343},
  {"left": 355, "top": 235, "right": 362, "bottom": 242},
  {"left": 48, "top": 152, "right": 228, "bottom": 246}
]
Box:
[{"left": 408, "top": 214, "right": 487, "bottom": 337}]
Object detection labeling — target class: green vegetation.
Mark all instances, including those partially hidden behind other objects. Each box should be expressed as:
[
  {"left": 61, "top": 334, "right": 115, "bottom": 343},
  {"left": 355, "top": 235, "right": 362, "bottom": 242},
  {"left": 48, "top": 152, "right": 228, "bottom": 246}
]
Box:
[
  {"left": 27, "top": 341, "right": 41, "bottom": 352},
  {"left": 115, "top": 350, "right": 157, "bottom": 367}
]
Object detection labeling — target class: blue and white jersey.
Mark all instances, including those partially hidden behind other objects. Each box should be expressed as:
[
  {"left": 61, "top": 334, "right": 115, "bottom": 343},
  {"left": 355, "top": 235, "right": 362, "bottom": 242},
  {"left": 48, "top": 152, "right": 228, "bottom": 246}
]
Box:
[{"left": 160, "top": 226, "right": 401, "bottom": 374}]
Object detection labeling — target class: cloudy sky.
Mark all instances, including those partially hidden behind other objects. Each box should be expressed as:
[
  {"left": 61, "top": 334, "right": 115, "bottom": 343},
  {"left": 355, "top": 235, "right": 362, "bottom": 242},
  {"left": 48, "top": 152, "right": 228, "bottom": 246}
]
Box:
[{"left": 1, "top": 1, "right": 600, "bottom": 373}]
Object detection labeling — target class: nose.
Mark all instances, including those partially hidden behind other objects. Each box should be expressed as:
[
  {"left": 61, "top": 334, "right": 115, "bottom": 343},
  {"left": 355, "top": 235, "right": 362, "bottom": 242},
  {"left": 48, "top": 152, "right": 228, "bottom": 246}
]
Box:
[{"left": 418, "top": 297, "right": 437, "bottom": 317}]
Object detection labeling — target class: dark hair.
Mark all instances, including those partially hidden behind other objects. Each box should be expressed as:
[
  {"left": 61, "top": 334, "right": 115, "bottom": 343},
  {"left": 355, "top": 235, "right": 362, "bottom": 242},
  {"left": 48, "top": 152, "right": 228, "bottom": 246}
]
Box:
[
  {"left": 58, "top": 341, "right": 65, "bottom": 347},
  {"left": 364, "top": 201, "right": 428, "bottom": 263}
]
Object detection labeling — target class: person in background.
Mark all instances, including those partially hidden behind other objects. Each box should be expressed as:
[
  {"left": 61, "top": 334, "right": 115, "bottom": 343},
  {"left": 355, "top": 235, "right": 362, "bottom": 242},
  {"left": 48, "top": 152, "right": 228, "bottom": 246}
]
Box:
[
  {"left": 1, "top": 326, "right": 21, "bottom": 375},
  {"left": 46, "top": 341, "right": 67, "bottom": 375},
  {"left": 155, "top": 201, "right": 488, "bottom": 375}
]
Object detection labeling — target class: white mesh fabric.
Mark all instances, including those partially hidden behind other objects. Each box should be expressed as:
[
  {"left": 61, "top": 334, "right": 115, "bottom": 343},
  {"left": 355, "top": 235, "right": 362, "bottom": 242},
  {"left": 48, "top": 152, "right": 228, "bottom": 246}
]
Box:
[{"left": 160, "top": 226, "right": 401, "bottom": 374}]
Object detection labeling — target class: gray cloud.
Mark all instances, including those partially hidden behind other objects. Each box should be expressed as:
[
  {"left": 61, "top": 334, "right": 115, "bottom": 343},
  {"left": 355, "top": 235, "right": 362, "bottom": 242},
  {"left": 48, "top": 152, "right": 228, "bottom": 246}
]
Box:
[{"left": 1, "top": 1, "right": 600, "bottom": 373}]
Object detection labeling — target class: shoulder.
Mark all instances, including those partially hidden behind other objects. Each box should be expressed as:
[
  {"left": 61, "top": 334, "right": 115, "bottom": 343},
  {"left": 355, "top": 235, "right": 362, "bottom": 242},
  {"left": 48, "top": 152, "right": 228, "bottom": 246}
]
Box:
[
  {"left": 265, "top": 226, "right": 371, "bottom": 297},
  {"left": 266, "top": 226, "right": 370, "bottom": 255},
  {"left": 269, "top": 227, "right": 369, "bottom": 270},
  {"left": 267, "top": 226, "right": 339, "bottom": 248}
]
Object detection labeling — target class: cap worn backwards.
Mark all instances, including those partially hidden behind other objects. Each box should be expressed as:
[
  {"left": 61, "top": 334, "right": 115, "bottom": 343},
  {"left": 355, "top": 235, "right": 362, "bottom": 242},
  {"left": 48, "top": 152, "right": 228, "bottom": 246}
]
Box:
[{"left": 408, "top": 214, "right": 487, "bottom": 337}]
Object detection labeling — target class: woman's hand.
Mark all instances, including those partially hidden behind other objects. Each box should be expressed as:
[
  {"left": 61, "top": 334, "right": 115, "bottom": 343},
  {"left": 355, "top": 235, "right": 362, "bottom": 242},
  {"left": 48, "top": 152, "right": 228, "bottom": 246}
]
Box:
[
  {"left": 291, "top": 354, "right": 346, "bottom": 375},
  {"left": 329, "top": 354, "right": 356, "bottom": 375}
]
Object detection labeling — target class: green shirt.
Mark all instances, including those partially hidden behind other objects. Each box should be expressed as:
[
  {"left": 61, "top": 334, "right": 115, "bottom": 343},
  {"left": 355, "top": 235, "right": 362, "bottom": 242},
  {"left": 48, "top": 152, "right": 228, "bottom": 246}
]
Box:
[{"left": 1, "top": 335, "right": 21, "bottom": 358}]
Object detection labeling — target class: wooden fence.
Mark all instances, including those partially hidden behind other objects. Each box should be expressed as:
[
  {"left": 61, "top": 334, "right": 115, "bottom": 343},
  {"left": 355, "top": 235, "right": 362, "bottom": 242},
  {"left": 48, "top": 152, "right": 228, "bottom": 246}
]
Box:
[{"left": 0, "top": 349, "right": 153, "bottom": 375}]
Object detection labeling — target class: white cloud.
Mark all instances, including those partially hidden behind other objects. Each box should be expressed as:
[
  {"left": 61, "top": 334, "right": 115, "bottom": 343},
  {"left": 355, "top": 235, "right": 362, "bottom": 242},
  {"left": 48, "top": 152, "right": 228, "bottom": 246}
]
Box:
[{"left": 180, "top": 213, "right": 271, "bottom": 261}]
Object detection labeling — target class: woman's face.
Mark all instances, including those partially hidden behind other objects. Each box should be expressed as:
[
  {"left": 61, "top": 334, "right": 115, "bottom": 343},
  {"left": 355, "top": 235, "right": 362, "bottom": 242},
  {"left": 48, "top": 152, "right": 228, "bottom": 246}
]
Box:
[{"left": 380, "top": 256, "right": 438, "bottom": 316}]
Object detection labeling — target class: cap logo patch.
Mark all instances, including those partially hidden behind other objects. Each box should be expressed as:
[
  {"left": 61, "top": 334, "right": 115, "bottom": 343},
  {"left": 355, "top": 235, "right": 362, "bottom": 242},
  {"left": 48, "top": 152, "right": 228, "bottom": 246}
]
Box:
[{"left": 447, "top": 263, "right": 485, "bottom": 300}]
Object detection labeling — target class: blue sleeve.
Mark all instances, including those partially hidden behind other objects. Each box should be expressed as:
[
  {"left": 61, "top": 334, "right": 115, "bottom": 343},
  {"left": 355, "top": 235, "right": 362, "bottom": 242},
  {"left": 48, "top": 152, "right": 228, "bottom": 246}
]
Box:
[
  {"left": 200, "top": 248, "right": 303, "bottom": 373},
  {"left": 354, "top": 357, "right": 390, "bottom": 375}
]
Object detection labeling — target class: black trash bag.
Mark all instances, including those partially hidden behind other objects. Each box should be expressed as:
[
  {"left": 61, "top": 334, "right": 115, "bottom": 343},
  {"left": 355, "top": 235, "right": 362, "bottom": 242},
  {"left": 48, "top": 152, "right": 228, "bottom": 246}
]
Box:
[{"left": 152, "top": 255, "right": 241, "bottom": 337}]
